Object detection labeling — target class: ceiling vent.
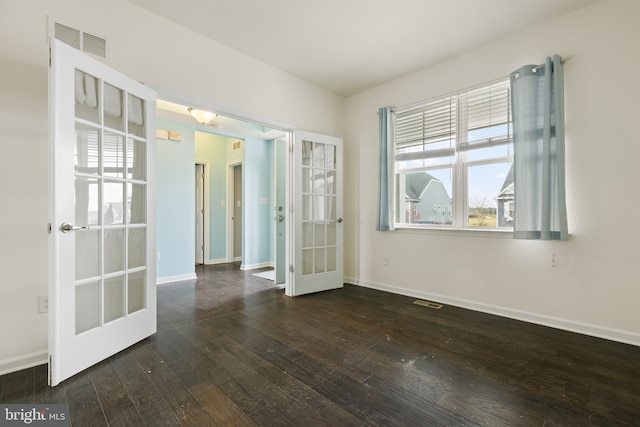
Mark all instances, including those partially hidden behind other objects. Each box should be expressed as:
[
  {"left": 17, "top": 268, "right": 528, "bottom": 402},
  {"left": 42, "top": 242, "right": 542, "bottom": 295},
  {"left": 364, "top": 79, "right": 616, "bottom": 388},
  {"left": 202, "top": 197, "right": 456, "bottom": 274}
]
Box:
[{"left": 49, "top": 18, "right": 110, "bottom": 60}]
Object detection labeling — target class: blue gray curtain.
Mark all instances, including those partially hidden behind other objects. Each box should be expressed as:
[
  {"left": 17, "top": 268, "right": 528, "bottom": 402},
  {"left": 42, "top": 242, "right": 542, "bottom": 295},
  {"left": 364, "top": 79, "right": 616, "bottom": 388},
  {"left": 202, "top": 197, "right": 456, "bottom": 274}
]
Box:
[
  {"left": 376, "top": 107, "right": 394, "bottom": 231},
  {"left": 510, "top": 55, "right": 568, "bottom": 240}
]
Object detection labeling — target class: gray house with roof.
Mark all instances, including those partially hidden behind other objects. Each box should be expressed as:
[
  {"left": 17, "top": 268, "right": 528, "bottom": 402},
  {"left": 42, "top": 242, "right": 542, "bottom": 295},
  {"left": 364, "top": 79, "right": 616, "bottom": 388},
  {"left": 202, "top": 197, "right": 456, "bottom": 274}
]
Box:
[{"left": 403, "top": 172, "right": 452, "bottom": 224}]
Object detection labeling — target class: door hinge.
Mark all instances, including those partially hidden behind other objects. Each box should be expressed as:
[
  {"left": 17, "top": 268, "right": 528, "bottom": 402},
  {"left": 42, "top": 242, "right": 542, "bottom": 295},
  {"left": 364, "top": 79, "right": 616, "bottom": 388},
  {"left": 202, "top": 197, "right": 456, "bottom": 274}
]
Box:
[
  {"left": 48, "top": 223, "right": 52, "bottom": 234},
  {"left": 289, "top": 142, "right": 294, "bottom": 152},
  {"left": 49, "top": 46, "right": 52, "bottom": 68},
  {"left": 289, "top": 264, "right": 294, "bottom": 273},
  {"left": 48, "top": 355, "right": 52, "bottom": 385}
]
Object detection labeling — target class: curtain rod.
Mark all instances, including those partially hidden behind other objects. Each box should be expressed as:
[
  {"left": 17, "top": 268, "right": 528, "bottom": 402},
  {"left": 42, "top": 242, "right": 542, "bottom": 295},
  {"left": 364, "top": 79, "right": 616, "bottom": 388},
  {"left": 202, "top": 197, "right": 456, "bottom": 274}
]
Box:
[{"left": 532, "top": 55, "right": 573, "bottom": 72}]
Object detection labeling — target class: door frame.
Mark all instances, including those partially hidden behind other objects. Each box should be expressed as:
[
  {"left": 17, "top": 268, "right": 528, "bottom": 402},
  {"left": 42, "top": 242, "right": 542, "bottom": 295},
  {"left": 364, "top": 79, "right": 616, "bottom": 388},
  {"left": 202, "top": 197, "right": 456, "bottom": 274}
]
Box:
[
  {"left": 226, "top": 161, "right": 242, "bottom": 264},
  {"left": 195, "top": 160, "right": 210, "bottom": 264},
  {"left": 156, "top": 90, "right": 295, "bottom": 286}
]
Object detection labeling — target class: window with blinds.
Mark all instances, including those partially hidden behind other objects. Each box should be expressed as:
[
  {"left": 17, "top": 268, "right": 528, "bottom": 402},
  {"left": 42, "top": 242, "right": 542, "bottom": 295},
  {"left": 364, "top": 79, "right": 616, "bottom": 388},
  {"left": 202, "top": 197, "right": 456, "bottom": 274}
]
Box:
[{"left": 393, "top": 78, "right": 514, "bottom": 229}]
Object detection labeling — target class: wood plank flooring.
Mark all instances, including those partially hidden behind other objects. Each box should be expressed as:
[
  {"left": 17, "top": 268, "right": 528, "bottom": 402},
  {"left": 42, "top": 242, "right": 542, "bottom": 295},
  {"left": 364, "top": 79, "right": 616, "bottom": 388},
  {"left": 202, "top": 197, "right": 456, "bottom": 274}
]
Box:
[{"left": 2, "top": 262, "right": 640, "bottom": 426}]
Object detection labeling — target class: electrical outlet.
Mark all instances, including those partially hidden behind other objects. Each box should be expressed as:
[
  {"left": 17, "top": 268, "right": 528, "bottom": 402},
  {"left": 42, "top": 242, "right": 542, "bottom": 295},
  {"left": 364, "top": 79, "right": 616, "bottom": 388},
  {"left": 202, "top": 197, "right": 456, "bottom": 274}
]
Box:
[
  {"left": 38, "top": 295, "right": 48, "bottom": 314},
  {"left": 383, "top": 255, "right": 389, "bottom": 266},
  {"left": 156, "top": 252, "right": 161, "bottom": 261}
]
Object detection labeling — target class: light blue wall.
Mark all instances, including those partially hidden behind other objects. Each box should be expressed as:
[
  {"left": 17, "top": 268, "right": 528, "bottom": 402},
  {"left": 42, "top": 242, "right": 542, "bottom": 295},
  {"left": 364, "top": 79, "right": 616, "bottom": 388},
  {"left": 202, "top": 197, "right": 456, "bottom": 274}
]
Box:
[
  {"left": 156, "top": 118, "right": 195, "bottom": 279},
  {"left": 242, "top": 137, "right": 274, "bottom": 267},
  {"left": 195, "top": 132, "right": 228, "bottom": 261}
]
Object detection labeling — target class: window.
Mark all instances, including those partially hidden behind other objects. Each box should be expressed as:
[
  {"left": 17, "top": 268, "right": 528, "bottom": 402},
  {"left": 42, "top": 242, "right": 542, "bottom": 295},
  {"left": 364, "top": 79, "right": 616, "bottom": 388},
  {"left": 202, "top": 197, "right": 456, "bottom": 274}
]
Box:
[{"left": 393, "top": 79, "right": 514, "bottom": 229}]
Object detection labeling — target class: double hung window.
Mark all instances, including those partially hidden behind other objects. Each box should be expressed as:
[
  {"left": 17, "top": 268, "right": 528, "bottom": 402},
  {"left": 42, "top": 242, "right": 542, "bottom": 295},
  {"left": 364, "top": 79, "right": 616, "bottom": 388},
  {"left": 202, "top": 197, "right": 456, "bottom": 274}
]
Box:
[{"left": 393, "top": 79, "right": 514, "bottom": 229}]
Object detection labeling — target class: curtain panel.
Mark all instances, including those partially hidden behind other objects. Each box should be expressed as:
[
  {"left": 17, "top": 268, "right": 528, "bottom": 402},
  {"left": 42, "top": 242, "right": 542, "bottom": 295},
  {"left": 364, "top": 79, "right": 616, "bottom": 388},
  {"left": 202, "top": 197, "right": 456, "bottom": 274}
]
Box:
[
  {"left": 376, "top": 107, "right": 394, "bottom": 231},
  {"left": 510, "top": 55, "right": 568, "bottom": 240}
]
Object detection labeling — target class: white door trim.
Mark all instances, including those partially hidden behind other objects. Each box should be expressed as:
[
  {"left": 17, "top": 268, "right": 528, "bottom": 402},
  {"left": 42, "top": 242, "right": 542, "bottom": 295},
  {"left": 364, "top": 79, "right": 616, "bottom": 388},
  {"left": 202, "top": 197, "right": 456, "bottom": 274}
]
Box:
[{"left": 195, "top": 160, "right": 210, "bottom": 264}]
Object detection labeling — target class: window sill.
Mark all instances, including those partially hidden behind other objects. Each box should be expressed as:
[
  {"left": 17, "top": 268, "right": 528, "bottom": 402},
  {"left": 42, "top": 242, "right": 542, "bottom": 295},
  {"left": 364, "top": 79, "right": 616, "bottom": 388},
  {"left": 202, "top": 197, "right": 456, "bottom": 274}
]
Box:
[{"left": 392, "top": 224, "right": 514, "bottom": 239}]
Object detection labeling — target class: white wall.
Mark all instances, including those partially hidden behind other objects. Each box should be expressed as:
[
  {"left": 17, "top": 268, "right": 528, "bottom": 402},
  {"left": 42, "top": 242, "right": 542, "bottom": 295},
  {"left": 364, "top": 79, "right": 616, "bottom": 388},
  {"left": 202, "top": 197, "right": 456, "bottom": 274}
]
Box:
[
  {"left": 344, "top": 0, "right": 640, "bottom": 345},
  {"left": 0, "top": 0, "right": 344, "bottom": 373}
]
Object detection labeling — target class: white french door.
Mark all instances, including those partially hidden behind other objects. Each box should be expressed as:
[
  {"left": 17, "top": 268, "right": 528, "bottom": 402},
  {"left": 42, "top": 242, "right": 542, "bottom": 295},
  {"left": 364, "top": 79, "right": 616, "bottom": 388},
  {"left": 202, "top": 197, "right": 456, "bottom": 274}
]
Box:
[
  {"left": 48, "top": 39, "right": 157, "bottom": 386},
  {"left": 287, "top": 131, "right": 343, "bottom": 296}
]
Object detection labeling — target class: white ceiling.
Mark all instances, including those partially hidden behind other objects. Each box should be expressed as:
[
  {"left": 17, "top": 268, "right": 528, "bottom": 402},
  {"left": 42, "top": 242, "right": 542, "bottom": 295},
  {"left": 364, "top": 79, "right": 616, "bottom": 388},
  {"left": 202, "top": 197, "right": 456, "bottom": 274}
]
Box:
[{"left": 127, "top": 0, "right": 599, "bottom": 97}]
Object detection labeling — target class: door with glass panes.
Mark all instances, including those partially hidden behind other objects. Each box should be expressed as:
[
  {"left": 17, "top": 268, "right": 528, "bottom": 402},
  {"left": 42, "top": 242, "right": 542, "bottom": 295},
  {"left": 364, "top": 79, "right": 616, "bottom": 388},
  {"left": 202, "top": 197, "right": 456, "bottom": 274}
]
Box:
[
  {"left": 288, "top": 131, "right": 343, "bottom": 296},
  {"left": 49, "top": 39, "right": 156, "bottom": 386}
]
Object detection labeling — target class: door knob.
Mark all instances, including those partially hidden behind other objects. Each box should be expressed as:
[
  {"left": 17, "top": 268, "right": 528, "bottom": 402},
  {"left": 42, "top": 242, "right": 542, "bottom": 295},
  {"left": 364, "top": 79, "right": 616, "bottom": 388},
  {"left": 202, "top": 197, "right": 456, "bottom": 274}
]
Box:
[
  {"left": 277, "top": 215, "right": 285, "bottom": 222},
  {"left": 337, "top": 218, "right": 343, "bottom": 223},
  {"left": 60, "top": 222, "right": 89, "bottom": 233}
]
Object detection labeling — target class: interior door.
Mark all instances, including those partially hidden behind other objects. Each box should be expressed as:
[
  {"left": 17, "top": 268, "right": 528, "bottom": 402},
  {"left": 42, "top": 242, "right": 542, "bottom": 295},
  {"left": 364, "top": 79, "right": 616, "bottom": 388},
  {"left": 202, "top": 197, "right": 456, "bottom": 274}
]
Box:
[
  {"left": 274, "top": 138, "right": 286, "bottom": 284},
  {"left": 288, "top": 131, "right": 343, "bottom": 296},
  {"left": 49, "top": 39, "right": 157, "bottom": 386},
  {"left": 195, "top": 164, "right": 204, "bottom": 264}
]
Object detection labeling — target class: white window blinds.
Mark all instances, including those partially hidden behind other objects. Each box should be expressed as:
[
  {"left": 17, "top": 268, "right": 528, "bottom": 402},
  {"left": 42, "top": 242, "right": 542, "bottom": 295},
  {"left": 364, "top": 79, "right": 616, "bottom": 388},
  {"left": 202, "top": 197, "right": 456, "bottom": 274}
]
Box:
[{"left": 394, "top": 79, "right": 510, "bottom": 161}]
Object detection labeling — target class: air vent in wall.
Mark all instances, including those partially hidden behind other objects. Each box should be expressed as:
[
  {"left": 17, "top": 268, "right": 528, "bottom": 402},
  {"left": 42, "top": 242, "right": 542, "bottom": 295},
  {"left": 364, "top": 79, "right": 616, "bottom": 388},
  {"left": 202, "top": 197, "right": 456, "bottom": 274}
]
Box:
[
  {"left": 232, "top": 140, "right": 242, "bottom": 151},
  {"left": 49, "top": 18, "right": 110, "bottom": 60}
]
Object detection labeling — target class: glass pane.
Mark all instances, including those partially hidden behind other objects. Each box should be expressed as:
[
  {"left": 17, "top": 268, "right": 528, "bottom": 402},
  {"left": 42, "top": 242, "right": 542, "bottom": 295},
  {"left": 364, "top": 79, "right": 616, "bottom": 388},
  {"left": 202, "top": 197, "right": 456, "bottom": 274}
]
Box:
[
  {"left": 104, "top": 276, "right": 125, "bottom": 323},
  {"left": 314, "top": 248, "right": 325, "bottom": 274},
  {"left": 326, "top": 144, "right": 336, "bottom": 169},
  {"left": 75, "top": 69, "right": 99, "bottom": 123},
  {"left": 104, "top": 228, "right": 125, "bottom": 274},
  {"left": 326, "top": 170, "right": 336, "bottom": 195},
  {"left": 314, "top": 196, "right": 325, "bottom": 221},
  {"left": 127, "top": 93, "right": 145, "bottom": 138},
  {"left": 313, "top": 169, "right": 325, "bottom": 195},
  {"left": 397, "top": 169, "right": 452, "bottom": 225},
  {"left": 314, "top": 223, "right": 326, "bottom": 246},
  {"left": 76, "top": 281, "right": 100, "bottom": 334},
  {"left": 326, "top": 247, "right": 336, "bottom": 273},
  {"left": 104, "top": 83, "right": 124, "bottom": 131},
  {"left": 128, "top": 183, "right": 146, "bottom": 224},
  {"left": 104, "top": 181, "right": 125, "bottom": 224},
  {"left": 468, "top": 162, "right": 513, "bottom": 228},
  {"left": 75, "top": 123, "right": 99, "bottom": 174},
  {"left": 76, "top": 229, "right": 100, "bottom": 280},
  {"left": 327, "top": 221, "right": 336, "bottom": 246},
  {"left": 128, "top": 138, "right": 146, "bottom": 181},
  {"left": 302, "top": 222, "right": 313, "bottom": 248},
  {"left": 302, "top": 167, "right": 312, "bottom": 194},
  {"left": 326, "top": 196, "right": 336, "bottom": 221},
  {"left": 313, "top": 143, "right": 325, "bottom": 167},
  {"left": 128, "top": 270, "right": 146, "bottom": 314},
  {"left": 302, "top": 249, "right": 313, "bottom": 275},
  {"left": 302, "top": 140, "right": 312, "bottom": 166},
  {"left": 302, "top": 195, "right": 312, "bottom": 221},
  {"left": 128, "top": 227, "right": 146, "bottom": 269},
  {"left": 103, "top": 132, "right": 125, "bottom": 178},
  {"left": 467, "top": 143, "right": 513, "bottom": 162},
  {"left": 75, "top": 176, "right": 99, "bottom": 226}
]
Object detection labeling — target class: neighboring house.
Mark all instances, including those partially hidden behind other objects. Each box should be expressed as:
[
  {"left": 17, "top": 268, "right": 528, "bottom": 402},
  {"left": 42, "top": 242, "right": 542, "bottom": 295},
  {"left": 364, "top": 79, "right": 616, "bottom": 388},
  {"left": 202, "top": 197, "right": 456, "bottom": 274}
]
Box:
[
  {"left": 495, "top": 165, "right": 514, "bottom": 227},
  {"left": 404, "top": 172, "right": 452, "bottom": 224}
]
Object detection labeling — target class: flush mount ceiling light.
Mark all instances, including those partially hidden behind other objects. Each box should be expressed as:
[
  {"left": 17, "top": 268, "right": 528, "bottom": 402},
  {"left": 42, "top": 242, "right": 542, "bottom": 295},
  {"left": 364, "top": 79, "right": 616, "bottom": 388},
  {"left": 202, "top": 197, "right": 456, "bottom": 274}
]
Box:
[{"left": 188, "top": 107, "right": 217, "bottom": 125}]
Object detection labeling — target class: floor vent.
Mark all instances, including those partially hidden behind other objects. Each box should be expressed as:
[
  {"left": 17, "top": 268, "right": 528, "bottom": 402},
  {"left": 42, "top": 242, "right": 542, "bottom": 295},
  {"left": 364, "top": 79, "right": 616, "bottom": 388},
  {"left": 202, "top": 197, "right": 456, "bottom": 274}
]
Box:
[
  {"left": 413, "top": 300, "right": 443, "bottom": 309},
  {"left": 49, "top": 18, "right": 110, "bottom": 60}
]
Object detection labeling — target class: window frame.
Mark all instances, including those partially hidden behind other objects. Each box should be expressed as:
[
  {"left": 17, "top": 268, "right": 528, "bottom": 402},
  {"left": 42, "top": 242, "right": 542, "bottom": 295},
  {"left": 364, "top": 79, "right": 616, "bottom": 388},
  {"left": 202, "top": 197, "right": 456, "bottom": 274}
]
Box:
[{"left": 392, "top": 77, "right": 514, "bottom": 232}]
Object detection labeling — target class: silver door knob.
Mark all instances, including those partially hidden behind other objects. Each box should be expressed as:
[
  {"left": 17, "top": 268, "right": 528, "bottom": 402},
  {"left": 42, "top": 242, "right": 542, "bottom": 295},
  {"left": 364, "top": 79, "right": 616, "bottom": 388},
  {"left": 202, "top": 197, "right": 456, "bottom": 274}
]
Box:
[
  {"left": 60, "top": 222, "right": 89, "bottom": 233},
  {"left": 277, "top": 215, "right": 285, "bottom": 222}
]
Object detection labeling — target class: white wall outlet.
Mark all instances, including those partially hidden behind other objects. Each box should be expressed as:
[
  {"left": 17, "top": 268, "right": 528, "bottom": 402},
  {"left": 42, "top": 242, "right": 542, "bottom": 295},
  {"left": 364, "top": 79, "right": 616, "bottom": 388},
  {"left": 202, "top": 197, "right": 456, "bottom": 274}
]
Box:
[
  {"left": 383, "top": 255, "right": 389, "bottom": 266},
  {"left": 38, "top": 295, "right": 48, "bottom": 314},
  {"left": 156, "top": 252, "right": 161, "bottom": 261}
]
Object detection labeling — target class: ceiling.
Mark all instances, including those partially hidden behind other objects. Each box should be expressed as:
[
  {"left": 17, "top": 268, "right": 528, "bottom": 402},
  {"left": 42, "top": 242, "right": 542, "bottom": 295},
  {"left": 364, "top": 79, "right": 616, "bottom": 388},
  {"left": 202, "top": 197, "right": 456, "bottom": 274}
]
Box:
[{"left": 127, "top": 0, "right": 600, "bottom": 97}]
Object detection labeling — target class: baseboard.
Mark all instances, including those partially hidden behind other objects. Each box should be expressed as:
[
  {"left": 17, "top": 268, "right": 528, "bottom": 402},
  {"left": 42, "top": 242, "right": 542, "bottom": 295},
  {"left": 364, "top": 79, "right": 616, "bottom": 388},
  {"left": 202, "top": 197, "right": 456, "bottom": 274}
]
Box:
[
  {"left": 240, "top": 262, "right": 273, "bottom": 271},
  {"left": 345, "top": 276, "right": 640, "bottom": 347},
  {"left": 156, "top": 273, "right": 197, "bottom": 285},
  {"left": 204, "top": 258, "right": 227, "bottom": 265},
  {"left": 0, "top": 350, "right": 48, "bottom": 376}
]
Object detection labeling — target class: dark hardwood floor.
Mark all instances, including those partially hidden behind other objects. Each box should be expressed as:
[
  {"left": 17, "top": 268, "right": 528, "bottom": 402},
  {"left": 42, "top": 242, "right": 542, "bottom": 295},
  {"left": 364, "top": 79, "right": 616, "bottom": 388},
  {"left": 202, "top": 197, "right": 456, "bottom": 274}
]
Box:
[{"left": 2, "top": 262, "right": 640, "bottom": 426}]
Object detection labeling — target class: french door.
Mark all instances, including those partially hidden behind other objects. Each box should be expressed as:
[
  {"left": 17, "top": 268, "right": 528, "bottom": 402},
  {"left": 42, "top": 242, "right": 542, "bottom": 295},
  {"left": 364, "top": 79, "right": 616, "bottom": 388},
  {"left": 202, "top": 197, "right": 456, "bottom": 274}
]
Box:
[
  {"left": 288, "top": 131, "right": 343, "bottom": 296},
  {"left": 49, "top": 39, "right": 156, "bottom": 386}
]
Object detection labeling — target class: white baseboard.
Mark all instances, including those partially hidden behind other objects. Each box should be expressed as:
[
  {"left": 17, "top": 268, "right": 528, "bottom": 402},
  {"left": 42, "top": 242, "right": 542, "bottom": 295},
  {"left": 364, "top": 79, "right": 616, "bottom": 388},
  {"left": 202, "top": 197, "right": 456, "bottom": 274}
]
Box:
[
  {"left": 204, "top": 258, "right": 227, "bottom": 265},
  {"left": 345, "top": 276, "right": 640, "bottom": 347},
  {"left": 0, "top": 350, "right": 48, "bottom": 376},
  {"left": 156, "top": 273, "right": 197, "bottom": 285},
  {"left": 240, "top": 262, "right": 273, "bottom": 271}
]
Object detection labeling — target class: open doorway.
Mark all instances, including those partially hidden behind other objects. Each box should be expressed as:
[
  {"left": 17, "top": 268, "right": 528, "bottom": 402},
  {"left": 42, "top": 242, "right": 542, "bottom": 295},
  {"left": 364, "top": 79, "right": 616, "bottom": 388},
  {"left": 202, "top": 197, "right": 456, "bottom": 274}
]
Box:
[
  {"left": 156, "top": 99, "right": 289, "bottom": 284},
  {"left": 195, "top": 163, "right": 205, "bottom": 265}
]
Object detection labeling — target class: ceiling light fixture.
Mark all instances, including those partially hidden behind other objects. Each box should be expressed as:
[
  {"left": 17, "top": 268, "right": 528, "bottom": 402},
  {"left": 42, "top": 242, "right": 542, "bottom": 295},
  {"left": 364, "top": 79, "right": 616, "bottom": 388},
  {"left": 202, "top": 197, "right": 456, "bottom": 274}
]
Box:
[{"left": 188, "top": 107, "right": 216, "bottom": 125}]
